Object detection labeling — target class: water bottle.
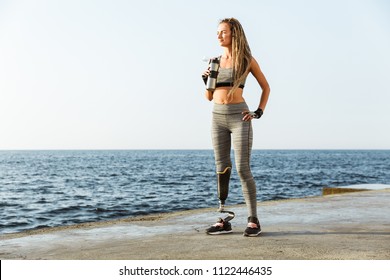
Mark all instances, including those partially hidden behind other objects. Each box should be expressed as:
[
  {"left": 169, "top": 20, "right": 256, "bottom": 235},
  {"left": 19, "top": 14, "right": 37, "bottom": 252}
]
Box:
[{"left": 206, "top": 57, "right": 220, "bottom": 91}]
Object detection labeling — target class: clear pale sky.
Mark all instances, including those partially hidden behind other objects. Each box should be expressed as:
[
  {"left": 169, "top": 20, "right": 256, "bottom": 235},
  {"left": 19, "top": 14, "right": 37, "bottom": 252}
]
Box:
[{"left": 1, "top": 0, "right": 389, "bottom": 150}]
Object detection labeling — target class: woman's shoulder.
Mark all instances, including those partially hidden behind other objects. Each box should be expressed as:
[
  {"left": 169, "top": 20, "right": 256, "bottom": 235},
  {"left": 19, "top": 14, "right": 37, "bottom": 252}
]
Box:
[{"left": 250, "top": 56, "right": 261, "bottom": 68}]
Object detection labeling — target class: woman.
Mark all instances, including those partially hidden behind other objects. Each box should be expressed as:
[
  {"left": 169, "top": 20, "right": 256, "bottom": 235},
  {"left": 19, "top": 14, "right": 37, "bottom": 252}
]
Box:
[{"left": 202, "top": 18, "right": 270, "bottom": 237}]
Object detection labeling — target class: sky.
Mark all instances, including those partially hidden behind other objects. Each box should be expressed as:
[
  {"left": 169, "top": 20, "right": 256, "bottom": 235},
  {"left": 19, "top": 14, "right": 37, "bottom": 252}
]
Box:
[{"left": 0, "top": 0, "right": 389, "bottom": 150}]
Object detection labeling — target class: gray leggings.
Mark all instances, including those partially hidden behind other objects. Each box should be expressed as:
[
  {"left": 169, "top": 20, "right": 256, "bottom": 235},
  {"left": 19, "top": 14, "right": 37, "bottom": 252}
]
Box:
[{"left": 211, "top": 102, "right": 257, "bottom": 218}]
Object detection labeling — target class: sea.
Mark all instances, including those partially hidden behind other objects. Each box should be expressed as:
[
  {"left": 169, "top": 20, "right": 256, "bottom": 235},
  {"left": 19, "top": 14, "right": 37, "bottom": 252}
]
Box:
[{"left": 1, "top": 149, "right": 389, "bottom": 234}]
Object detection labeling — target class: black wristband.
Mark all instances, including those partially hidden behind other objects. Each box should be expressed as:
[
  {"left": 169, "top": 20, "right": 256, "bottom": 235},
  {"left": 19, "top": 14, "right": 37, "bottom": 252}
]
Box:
[{"left": 254, "top": 108, "right": 263, "bottom": 119}]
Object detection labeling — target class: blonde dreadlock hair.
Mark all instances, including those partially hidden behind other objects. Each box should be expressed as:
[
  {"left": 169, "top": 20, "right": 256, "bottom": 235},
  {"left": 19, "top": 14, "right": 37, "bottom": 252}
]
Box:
[{"left": 219, "top": 18, "right": 252, "bottom": 100}]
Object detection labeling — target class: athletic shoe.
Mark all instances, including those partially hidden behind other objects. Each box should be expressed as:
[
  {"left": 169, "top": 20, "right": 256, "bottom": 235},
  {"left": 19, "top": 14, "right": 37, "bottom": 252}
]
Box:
[
  {"left": 206, "top": 218, "right": 233, "bottom": 235},
  {"left": 243, "top": 216, "right": 262, "bottom": 237}
]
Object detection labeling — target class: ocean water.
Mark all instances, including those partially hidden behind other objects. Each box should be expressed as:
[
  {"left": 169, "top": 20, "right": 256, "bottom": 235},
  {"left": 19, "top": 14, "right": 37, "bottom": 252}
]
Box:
[{"left": 1, "top": 150, "right": 389, "bottom": 234}]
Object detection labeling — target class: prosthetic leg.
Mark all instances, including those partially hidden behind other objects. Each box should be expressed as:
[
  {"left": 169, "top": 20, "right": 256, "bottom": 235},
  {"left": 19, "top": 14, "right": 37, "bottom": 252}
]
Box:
[{"left": 217, "top": 167, "right": 235, "bottom": 222}]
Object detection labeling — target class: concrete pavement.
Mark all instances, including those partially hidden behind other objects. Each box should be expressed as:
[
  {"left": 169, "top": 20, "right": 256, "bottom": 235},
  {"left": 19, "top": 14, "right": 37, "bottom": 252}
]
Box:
[{"left": 1, "top": 188, "right": 389, "bottom": 260}]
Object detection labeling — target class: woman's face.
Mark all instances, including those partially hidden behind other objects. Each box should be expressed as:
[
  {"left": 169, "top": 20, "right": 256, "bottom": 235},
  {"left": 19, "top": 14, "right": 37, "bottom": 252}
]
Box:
[{"left": 217, "top": 22, "right": 232, "bottom": 47}]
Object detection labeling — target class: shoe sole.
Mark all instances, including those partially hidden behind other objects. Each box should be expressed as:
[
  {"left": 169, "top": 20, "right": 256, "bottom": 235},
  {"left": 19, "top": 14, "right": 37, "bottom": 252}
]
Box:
[
  {"left": 206, "top": 230, "right": 233, "bottom": 235},
  {"left": 243, "top": 230, "right": 262, "bottom": 237}
]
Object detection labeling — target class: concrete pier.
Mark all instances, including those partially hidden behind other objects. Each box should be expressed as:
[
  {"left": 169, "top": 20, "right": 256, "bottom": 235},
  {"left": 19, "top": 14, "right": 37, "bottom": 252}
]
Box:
[{"left": 1, "top": 188, "right": 389, "bottom": 260}]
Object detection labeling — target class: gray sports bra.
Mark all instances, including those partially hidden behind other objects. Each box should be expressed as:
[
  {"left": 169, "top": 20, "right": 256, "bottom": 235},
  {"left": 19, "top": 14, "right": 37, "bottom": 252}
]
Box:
[{"left": 216, "top": 67, "right": 246, "bottom": 89}]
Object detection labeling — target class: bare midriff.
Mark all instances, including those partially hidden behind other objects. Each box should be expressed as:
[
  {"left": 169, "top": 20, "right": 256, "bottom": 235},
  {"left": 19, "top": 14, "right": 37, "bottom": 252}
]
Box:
[{"left": 213, "top": 87, "right": 245, "bottom": 104}]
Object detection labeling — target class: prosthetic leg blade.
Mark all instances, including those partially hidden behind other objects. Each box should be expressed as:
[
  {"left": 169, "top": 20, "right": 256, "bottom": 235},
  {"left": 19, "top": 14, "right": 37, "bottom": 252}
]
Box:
[
  {"left": 218, "top": 203, "right": 235, "bottom": 223},
  {"left": 205, "top": 166, "right": 235, "bottom": 235},
  {"left": 220, "top": 209, "right": 235, "bottom": 223}
]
